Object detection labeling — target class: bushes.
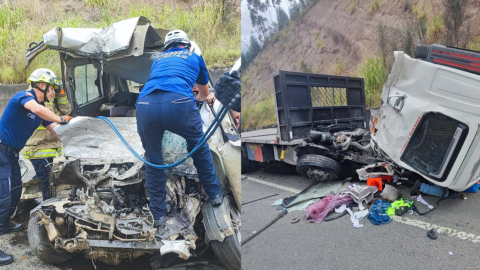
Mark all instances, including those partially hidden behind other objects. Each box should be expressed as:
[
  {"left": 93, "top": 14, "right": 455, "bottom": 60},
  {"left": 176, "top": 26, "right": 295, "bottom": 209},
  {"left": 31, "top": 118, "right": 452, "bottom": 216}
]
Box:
[
  {"left": 242, "top": 96, "right": 277, "bottom": 129},
  {"left": 0, "top": 0, "right": 240, "bottom": 84},
  {"left": 356, "top": 57, "right": 387, "bottom": 108}
]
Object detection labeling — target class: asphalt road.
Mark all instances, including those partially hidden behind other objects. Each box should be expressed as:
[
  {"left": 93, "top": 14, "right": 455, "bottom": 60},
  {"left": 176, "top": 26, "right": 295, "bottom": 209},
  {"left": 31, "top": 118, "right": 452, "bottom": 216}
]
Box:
[{"left": 241, "top": 166, "right": 480, "bottom": 270}]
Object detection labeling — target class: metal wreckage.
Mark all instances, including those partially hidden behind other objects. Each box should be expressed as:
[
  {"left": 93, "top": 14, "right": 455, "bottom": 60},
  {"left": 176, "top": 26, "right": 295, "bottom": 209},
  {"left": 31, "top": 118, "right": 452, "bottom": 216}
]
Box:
[
  {"left": 242, "top": 44, "right": 480, "bottom": 194},
  {"left": 23, "top": 17, "right": 241, "bottom": 269}
]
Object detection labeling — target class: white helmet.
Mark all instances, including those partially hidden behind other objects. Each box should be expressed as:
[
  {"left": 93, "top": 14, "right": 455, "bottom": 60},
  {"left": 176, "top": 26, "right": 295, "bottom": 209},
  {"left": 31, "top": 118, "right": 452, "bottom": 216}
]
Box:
[{"left": 164, "top": 30, "right": 191, "bottom": 51}]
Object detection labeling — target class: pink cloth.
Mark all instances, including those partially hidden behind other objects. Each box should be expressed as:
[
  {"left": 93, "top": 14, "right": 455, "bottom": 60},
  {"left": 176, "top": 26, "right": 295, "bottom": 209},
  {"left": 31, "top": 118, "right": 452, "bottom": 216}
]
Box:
[{"left": 304, "top": 194, "right": 353, "bottom": 223}]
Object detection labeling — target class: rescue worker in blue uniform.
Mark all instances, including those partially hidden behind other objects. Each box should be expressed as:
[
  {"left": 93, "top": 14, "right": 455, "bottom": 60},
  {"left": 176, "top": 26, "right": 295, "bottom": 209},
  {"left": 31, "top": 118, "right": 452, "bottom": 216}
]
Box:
[
  {"left": 0, "top": 68, "right": 72, "bottom": 265},
  {"left": 136, "top": 30, "right": 224, "bottom": 239}
]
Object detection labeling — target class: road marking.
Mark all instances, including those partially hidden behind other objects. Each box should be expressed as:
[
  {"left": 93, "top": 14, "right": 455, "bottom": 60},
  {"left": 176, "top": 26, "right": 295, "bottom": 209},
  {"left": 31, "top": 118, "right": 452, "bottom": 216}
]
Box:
[
  {"left": 243, "top": 176, "right": 301, "bottom": 194},
  {"left": 392, "top": 216, "right": 480, "bottom": 244},
  {"left": 244, "top": 175, "right": 480, "bottom": 244}
]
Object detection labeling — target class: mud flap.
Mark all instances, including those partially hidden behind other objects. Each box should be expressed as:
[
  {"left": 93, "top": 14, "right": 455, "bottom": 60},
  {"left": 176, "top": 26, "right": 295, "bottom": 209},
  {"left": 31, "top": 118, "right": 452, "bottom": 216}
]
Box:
[{"left": 201, "top": 197, "right": 234, "bottom": 244}]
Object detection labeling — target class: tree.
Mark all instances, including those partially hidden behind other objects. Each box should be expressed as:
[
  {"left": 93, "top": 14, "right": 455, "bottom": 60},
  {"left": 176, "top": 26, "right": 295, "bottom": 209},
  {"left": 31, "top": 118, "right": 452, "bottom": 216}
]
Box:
[
  {"left": 443, "top": 0, "right": 471, "bottom": 47},
  {"left": 276, "top": 6, "right": 289, "bottom": 31},
  {"left": 247, "top": 0, "right": 270, "bottom": 44}
]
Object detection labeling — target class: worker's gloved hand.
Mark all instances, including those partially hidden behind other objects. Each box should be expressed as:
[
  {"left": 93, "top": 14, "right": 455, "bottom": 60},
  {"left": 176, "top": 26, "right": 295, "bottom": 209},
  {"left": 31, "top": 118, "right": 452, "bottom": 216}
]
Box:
[
  {"left": 59, "top": 115, "right": 73, "bottom": 125},
  {"left": 214, "top": 71, "right": 241, "bottom": 112}
]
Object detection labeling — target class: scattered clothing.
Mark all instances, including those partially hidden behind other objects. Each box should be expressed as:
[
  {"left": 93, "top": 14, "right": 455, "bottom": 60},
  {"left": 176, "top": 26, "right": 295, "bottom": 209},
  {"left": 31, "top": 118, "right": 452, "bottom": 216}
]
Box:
[
  {"left": 338, "top": 183, "right": 378, "bottom": 210},
  {"left": 304, "top": 194, "right": 353, "bottom": 223},
  {"left": 419, "top": 183, "right": 449, "bottom": 197},
  {"left": 335, "top": 205, "right": 369, "bottom": 228},
  {"left": 385, "top": 199, "right": 414, "bottom": 216},
  {"left": 367, "top": 199, "right": 392, "bottom": 225},
  {"left": 416, "top": 195, "right": 434, "bottom": 209}
]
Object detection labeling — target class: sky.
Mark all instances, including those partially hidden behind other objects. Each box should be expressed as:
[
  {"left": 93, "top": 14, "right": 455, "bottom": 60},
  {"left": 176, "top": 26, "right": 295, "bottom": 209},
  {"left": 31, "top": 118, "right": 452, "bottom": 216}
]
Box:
[{"left": 241, "top": 0, "right": 292, "bottom": 53}]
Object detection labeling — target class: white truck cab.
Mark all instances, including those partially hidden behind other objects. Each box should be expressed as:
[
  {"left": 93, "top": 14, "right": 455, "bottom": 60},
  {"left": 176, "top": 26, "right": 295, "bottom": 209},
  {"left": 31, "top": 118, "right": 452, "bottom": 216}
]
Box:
[{"left": 371, "top": 45, "right": 480, "bottom": 191}]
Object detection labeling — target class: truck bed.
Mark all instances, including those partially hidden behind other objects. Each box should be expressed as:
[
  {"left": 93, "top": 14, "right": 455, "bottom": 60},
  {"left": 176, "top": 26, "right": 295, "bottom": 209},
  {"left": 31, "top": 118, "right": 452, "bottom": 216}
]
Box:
[{"left": 242, "top": 128, "right": 303, "bottom": 145}]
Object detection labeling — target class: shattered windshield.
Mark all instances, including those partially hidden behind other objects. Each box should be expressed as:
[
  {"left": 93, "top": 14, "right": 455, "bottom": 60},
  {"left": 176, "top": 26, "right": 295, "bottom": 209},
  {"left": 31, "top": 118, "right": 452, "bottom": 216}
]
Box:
[{"left": 401, "top": 112, "right": 468, "bottom": 182}]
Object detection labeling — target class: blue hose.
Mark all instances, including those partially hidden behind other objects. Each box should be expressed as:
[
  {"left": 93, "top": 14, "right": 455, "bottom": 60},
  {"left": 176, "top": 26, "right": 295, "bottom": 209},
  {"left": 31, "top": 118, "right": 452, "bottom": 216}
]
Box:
[{"left": 95, "top": 105, "right": 229, "bottom": 169}]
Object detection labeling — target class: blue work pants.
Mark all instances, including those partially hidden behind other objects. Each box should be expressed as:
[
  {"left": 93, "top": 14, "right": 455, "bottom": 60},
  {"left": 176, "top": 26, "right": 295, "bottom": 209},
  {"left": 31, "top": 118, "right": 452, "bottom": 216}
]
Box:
[
  {"left": 0, "top": 149, "right": 22, "bottom": 227},
  {"left": 136, "top": 90, "right": 221, "bottom": 220},
  {"left": 30, "top": 158, "right": 53, "bottom": 200}
]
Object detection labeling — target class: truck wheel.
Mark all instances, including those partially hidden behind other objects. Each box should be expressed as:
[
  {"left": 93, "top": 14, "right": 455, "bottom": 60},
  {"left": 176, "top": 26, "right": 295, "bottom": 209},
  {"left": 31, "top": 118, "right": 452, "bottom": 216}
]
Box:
[
  {"left": 28, "top": 212, "right": 77, "bottom": 264},
  {"left": 211, "top": 196, "right": 241, "bottom": 270},
  {"left": 296, "top": 155, "right": 341, "bottom": 181},
  {"left": 415, "top": 45, "right": 430, "bottom": 59}
]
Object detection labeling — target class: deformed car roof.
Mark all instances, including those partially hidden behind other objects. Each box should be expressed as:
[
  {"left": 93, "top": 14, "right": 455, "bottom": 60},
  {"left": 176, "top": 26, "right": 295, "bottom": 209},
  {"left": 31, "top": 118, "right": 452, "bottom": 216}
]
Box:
[{"left": 26, "top": 16, "right": 169, "bottom": 68}]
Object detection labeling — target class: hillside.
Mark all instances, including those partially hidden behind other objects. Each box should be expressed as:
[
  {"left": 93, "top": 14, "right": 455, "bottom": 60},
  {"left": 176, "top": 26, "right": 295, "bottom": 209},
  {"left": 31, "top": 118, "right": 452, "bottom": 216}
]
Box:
[{"left": 242, "top": 0, "right": 480, "bottom": 129}]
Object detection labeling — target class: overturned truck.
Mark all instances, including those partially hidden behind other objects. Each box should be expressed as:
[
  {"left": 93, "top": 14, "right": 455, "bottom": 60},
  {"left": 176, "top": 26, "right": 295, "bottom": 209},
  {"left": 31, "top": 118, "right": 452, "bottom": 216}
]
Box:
[{"left": 242, "top": 44, "right": 480, "bottom": 192}]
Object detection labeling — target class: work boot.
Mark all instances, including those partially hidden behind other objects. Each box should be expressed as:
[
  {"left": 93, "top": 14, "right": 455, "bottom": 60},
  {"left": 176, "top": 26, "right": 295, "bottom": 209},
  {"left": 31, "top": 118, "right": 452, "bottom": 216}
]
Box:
[
  {"left": 410, "top": 179, "right": 422, "bottom": 197},
  {"left": 210, "top": 189, "right": 226, "bottom": 206},
  {"left": 0, "top": 222, "right": 24, "bottom": 235},
  {"left": 154, "top": 217, "right": 170, "bottom": 240},
  {"left": 0, "top": 250, "right": 13, "bottom": 266}
]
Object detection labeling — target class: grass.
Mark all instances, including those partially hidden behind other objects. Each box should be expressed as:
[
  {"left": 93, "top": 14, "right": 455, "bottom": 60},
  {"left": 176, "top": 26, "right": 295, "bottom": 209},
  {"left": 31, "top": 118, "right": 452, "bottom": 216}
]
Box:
[
  {"left": 0, "top": 0, "right": 240, "bottom": 84},
  {"left": 316, "top": 39, "right": 325, "bottom": 50},
  {"left": 369, "top": 0, "right": 382, "bottom": 13},
  {"left": 242, "top": 96, "right": 277, "bottom": 129},
  {"left": 467, "top": 36, "right": 480, "bottom": 51},
  {"left": 356, "top": 56, "right": 387, "bottom": 108},
  {"left": 426, "top": 14, "right": 444, "bottom": 44},
  {"left": 349, "top": 2, "right": 357, "bottom": 15},
  {"left": 333, "top": 60, "right": 346, "bottom": 75}
]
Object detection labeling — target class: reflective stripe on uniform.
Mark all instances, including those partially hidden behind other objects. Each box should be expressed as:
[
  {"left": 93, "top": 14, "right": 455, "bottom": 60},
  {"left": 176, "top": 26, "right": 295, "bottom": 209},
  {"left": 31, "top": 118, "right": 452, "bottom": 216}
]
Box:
[
  {"left": 57, "top": 96, "right": 69, "bottom": 104},
  {"left": 22, "top": 148, "right": 61, "bottom": 159}
]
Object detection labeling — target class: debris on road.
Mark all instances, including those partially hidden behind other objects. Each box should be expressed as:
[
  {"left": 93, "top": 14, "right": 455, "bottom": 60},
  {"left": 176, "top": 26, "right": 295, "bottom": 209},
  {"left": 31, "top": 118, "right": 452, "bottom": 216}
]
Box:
[{"left": 427, "top": 229, "right": 438, "bottom": 240}]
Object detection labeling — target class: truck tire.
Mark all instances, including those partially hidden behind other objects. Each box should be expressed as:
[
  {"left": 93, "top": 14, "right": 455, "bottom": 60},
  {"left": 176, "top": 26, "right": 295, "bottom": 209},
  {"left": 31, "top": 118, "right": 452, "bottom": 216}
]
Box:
[
  {"left": 28, "top": 212, "right": 77, "bottom": 264},
  {"left": 211, "top": 196, "right": 241, "bottom": 270},
  {"left": 296, "top": 155, "right": 341, "bottom": 181},
  {"left": 415, "top": 45, "right": 430, "bottom": 59}
]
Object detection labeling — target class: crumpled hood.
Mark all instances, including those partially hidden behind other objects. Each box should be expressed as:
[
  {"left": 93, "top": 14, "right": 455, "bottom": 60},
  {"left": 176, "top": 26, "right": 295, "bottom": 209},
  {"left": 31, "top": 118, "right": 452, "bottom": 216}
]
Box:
[{"left": 54, "top": 117, "right": 144, "bottom": 163}]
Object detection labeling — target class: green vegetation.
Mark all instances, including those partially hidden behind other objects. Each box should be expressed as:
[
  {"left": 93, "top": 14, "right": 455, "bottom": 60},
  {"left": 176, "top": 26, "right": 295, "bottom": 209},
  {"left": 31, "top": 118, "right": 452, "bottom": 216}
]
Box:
[
  {"left": 467, "top": 36, "right": 480, "bottom": 51},
  {"left": 369, "top": 0, "right": 382, "bottom": 13},
  {"left": 333, "top": 60, "right": 346, "bottom": 75},
  {"left": 426, "top": 14, "right": 444, "bottom": 44},
  {"left": 242, "top": 96, "right": 277, "bottom": 129},
  {"left": 349, "top": 2, "right": 357, "bottom": 15},
  {"left": 0, "top": 0, "right": 240, "bottom": 84},
  {"left": 356, "top": 57, "right": 387, "bottom": 108}
]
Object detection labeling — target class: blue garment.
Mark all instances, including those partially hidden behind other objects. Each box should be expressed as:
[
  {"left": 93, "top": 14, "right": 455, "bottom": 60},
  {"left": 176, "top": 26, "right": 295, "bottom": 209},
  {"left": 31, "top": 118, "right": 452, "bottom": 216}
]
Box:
[
  {"left": 137, "top": 47, "right": 209, "bottom": 104},
  {"left": 136, "top": 91, "right": 221, "bottom": 220},
  {"left": 0, "top": 150, "right": 22, "bottom": 228},
  {"left": 0, "top": 89, "right": 53, "bottom": 150},
  {"left": 420, "top": 183, "right": 449, "bottom": 197},
  {"left": 31, "top": 158, "right": 53, "bottom": 200},
  {"left": 367, "top": 199, "right": 392, "bottom": 225}
]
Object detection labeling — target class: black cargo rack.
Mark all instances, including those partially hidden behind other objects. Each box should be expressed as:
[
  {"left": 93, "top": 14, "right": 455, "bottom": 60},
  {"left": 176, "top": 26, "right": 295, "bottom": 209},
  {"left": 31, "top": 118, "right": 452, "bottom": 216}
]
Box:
[
  {"left": 416, "top": 44, "right": 480, "bottom": 75},
  {"left": 274, "top": 70, "right": 366, "bottom": 142}
]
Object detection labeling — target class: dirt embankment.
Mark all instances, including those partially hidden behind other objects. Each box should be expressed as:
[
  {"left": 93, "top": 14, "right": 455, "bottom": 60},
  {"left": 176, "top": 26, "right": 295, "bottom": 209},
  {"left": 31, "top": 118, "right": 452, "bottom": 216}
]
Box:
[{"left": 242, "top": 0, "right": 480, "bottom": 124}]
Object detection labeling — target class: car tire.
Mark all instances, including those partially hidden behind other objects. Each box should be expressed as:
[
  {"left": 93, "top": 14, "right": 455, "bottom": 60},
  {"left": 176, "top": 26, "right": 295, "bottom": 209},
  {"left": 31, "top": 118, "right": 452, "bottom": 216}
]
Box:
[
  {"left": 415, "top": 45, "right": 430, "bottom": 59},
  {"left": 210, "top": 196, "right": 241, "bottom": 270},
  {"left": 28, "top": 212, "right": 77, "bottom": 264},
  {"left": 296, "top": 154, "right": 341, "bottom": 181}
]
